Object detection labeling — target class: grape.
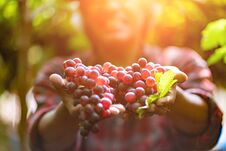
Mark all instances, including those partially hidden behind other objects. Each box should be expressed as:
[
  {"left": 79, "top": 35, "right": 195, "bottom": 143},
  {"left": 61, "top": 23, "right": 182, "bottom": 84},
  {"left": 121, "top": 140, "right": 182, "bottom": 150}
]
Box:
[
  {"left": 85, "top": 104, "right": 94, "bottom": 114},
  {"left": 122, "top": 74, "right": 133, "bottom": 85},
  {"left": 133, "top": 72, "right": 142, "bottom": 81},
  {"left": 110, "top": 70, "right": 118, "bottom": 78},
  {"left": 101, "top": 110, "right": 111, "bottom": 118},
  {"left": 139, "top": 95, "right": 147, "bottom": 105},
  {"left": 75, "top": 66, "right": 85, "bottom": 76},
  {"left": 89, "top": 69, "right": 99, "bottom": 79},
  {"left": 141, "top": 68, "right": 150, "bottom": 80},
  {"left": 62, "top": 57, "right": 179, "bottom": 137},
  {"left": 134, "top": 80, "right": 145, "bottom": 88},
  {"left": 108, "top": 65, "right": 117, "bottom": 73},
  {"left": 63, "top": 59, "right": 76, "bottom": 68},
  {"left": 73, "top": 88, "right": 83, "bottom": 98},
  {"left": 91, "top": 124, "right": 100, "bottom": 133},
  {"left": 65, "top": 67, "right": 76, "bottom": 77},
  {"left": 95, "top": 103, "right": 104, "bottom": 113},
  {"left": 138, "top": 57, "right": 147, "bottom": 68},
  {"left": 117, "top": 71, "right": 126, "bottom": 81},
  {"left": 125, "top": 92, "right": 136, "bottom": 103},
  {"left": 82, "top": 88, "right": 92, "bottom": 97},
  {"left": 132, "top": 63, "right": 141, "bottom": 72},
  {"left": 83, "top": 120, "right": 92, "bottom": 129},
  {"left": 86, "top": 78, "right": 96, "bottom": 88},
  {"left": 135, "top": 87, "right": 145, "bottom": 98},
  {"left": 96, "top": 76, "right": 107, "bottom": 86},
  {"left": 100, "top": 97, "right": 112, "bottom": 110},
  {"left": 90, "top": 112, "right": 100, "bottom": 123},
  {"left": 109, "top": 76, "right": 118, "bottom": 88},
  {"left": 80, "top": 127, "right": 89, "bottom": 137},
  {"left": 146, "top": 76, "right": 156, "bottom": 87},
  {"left": 155, "top": 66, "right": 165, "bottom": 73},
  {"left": 130, "top": 102, "right": 141, "bottom": 112},
  {"left": 118, "top": 82, "right": 129, "bottom": 92},
  {"left": 103, "top": 62, "right": 111, "bottom": 72},
  {"left": 104, "top": 92, "right": 114, "bottom": 100},
  {"left": 90, "top": 94, "right": 100, "bottom": 104},
  {"left": 65, "top": 82, "right": 77, "bottom": 93},
  {"left": 145, "top": 62, "right": 154, "bottom": 70},
  {"left": 73, "top": 58, "right": 82, "bottom": 64},
  {"left": 80, "top": 95, "right": 89, "bottom": 106},
  {"left": 93, "top": 85, "right": 104, "bottom": 95}
]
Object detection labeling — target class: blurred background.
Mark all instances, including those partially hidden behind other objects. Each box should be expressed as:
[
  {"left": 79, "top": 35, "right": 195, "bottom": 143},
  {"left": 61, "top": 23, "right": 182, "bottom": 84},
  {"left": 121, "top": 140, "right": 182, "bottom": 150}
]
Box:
[{"left": 0, "top": 0, "right": 226, "bottom": 150}]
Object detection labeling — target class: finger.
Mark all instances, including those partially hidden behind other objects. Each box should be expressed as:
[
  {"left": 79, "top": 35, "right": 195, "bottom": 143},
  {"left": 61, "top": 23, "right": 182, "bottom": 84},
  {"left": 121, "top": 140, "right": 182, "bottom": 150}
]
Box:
[
  {"left": 70, "top": 104, "right": 83, "bottom": 119},
  {"left": 49, "top": 74, "right": 65, "bottom": 91},
  {"left": 164, "top": 66, "right": 188, "bottom": 83},
  {"left": 155, "top": 106, "right": 170, "bottom": 115},
  {"left": 148, "top": 103, "right": 156, "bottom": 112}
]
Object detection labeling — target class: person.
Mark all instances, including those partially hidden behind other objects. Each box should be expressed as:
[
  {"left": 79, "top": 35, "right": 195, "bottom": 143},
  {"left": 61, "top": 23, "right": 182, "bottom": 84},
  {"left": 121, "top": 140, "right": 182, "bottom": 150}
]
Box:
[{"left": 28, "top": 0, "right": 223, "bottom": 151}]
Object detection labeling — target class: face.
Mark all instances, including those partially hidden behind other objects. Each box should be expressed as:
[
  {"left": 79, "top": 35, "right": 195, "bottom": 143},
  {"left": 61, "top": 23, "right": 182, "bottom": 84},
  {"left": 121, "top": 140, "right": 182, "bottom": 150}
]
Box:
[{"left": 80, "top": 0, "right": 148, "bottom": 65}]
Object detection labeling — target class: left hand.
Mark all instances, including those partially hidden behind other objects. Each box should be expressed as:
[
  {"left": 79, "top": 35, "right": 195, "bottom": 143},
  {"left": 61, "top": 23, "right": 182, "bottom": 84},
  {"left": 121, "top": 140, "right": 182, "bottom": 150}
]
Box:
[
  {"left": 144, "top": 66, "right": 187, "bottom": 116},
  {"left": 147, "top": 86, "right": 177, "bottom": 115}
]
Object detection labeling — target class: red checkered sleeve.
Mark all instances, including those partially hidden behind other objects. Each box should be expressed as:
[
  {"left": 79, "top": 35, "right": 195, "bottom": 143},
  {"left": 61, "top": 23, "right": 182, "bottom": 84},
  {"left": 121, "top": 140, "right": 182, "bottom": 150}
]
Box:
[
  {"left": 28, "top": 57, "right": 65, "bottom": 151},
  {"left": 164, "top": 47, "right": 223, "bottom": 150}
]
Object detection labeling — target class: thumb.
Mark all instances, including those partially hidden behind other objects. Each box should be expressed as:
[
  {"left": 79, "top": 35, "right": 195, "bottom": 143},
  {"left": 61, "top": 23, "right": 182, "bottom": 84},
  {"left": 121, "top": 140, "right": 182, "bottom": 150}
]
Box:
[
  {"left": 49, "top": 74, "right": 66, "bottom": 91},
  {"left": 164, "top": 66, "right": 188, "bottom": 83}
]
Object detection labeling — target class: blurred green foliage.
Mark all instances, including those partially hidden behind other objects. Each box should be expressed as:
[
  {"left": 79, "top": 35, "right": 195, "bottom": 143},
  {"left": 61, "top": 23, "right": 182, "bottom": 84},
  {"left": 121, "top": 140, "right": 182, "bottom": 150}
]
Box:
[
  {"left": 201, "top": 19, "right": 226, "bottom": 65},
  {"left": 0, "top": 0, "right": 226, "bottom": 149}
]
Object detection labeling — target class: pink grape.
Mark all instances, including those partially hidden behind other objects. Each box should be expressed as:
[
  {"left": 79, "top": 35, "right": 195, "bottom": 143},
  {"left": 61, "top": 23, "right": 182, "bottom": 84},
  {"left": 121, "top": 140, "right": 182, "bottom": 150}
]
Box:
[
  {"left": 146, "top": 76, "right": 156, "bottom": 87},
  {"left": 73, "top": 58, "right": 82, "bottom": 64},
  {"left": 122, "top": 74, "right": 133, "bottom": 84},
  {"left": 63, "top": 59, "right": 76, "bottom": 68},
  {"left": 138, "top": 57, "right": 147, "bottom": 68},
  {"left": 125, "top": 92, "right": 136, "bottom": 103},
  {"left": 141, "top": 68, "right": 151, "bottom": 80}
]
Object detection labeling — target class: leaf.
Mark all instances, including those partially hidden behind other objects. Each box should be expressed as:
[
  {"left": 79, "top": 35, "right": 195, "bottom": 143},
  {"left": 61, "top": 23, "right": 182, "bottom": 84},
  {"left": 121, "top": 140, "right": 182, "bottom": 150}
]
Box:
[
  {"left": 201, "top": 19, "right": 226, "bottom": 50},
  {"left": 207, "top": 46, "right": 226, "bottom": 65},
  {"left": 136, "top": 70, "right": 177, "bottom": 118},
  {"left": 158, "top": 70, "right": 176, "bottom": 94},
  {"left": 147, "top": 93, "right": 159, "bottom": 105}
]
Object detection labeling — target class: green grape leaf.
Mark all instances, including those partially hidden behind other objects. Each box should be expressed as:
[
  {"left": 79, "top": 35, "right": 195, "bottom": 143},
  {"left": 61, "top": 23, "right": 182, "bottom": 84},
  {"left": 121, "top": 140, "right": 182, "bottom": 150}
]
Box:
[
  {"left": 207, "top": 46, "right": 226, "bottom": 65},
  {"left": 136, "top": 70, "right": 176, "bottom": 118},
  {"left": 158, "top": 70, "right": 176, "bottom": 97},
  {"left": 201, "top": 19, "right": 226, "bottom": 50}
]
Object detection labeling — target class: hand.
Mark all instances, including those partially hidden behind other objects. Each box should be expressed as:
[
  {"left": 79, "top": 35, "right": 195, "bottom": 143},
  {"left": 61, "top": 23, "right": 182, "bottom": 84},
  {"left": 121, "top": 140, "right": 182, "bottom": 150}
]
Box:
[
  {"left": 49, "top": 74, "right": 125, "bottom": 120},
  {"left": 144, "top": 66, "right": 187, "bottom": 116},
  {"left": 147, "top": 86, "right": 177, "bottom": 116}
]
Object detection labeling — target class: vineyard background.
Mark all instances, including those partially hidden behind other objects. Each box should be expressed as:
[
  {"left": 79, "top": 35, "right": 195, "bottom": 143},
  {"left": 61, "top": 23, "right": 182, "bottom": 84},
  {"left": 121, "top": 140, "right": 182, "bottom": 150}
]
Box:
[{"left": 0, "top": 0, "right": 226, "bottom": 150}]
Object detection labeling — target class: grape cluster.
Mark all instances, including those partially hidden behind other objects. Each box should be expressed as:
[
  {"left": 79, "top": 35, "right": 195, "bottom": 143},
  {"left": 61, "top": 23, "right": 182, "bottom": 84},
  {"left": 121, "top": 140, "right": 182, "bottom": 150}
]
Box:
[{"left": 63, "top": 57, "right": 166, "bottom": 137}]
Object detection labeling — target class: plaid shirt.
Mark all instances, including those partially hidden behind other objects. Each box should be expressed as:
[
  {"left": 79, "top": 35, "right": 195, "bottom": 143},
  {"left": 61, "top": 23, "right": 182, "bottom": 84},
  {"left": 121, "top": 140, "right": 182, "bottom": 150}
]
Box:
[{"left": 29, "top": 46, "right": 222, "bottom": 151}]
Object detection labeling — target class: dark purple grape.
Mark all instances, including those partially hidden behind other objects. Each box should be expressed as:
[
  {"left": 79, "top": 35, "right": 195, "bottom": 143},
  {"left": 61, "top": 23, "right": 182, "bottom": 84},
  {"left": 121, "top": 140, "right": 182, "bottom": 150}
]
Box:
[
  {"left": 90, "top": 112, "right": 100, "bottom": 123},
  {"left": 109, "top": 76, "right": 118, "bottom": 88},
  {"left": 95, "top": 103, "right": 104, "bottom": 113},
  {"left": 66, "top": 82, "right": 77, "bottom": 93},
  {"left": 80, "top": 127, "right": 89, "bottom": 137},
  {"left": 84, "top": 104, "right": 94, "bottom": 114},
  {"left": 83, "top": 120, "right": 92, "bottom": 129},
  {"left": 91, "top": 124, "right": 100, "bottom": 133},
  {"left": 82, "top": 88, "right": 92, "bottom": 97},
  {"left": 93, "top": 85, "right": 104, "bottom": 95},
  {"left": 90, "top": 94, "right": 100, "bottom": 104},
  {"left": 80, "top": 95, "right": 90, "bottom": 106},
  {"left": 73, "top": 88, "right": 83, "bottom": 98}
]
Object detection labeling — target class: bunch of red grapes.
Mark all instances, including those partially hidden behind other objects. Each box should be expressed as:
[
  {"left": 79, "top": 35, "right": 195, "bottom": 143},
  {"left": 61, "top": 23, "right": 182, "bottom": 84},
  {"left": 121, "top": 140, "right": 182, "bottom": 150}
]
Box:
[{"left": 63, "top": 57, "right": 166, "bottom": 137}]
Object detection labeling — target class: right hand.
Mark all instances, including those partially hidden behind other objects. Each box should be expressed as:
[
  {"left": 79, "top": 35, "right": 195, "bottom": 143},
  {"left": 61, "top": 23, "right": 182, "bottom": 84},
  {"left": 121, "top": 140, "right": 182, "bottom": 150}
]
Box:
[{"left": 49, "top": 73, "right": 125, "bottom": 121}]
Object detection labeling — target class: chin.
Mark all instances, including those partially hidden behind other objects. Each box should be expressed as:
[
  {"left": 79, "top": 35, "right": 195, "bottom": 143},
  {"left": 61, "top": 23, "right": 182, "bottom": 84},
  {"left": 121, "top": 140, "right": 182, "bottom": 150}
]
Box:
[{"left": 99, "top": 32, "right": 133, "bottom": 44}]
